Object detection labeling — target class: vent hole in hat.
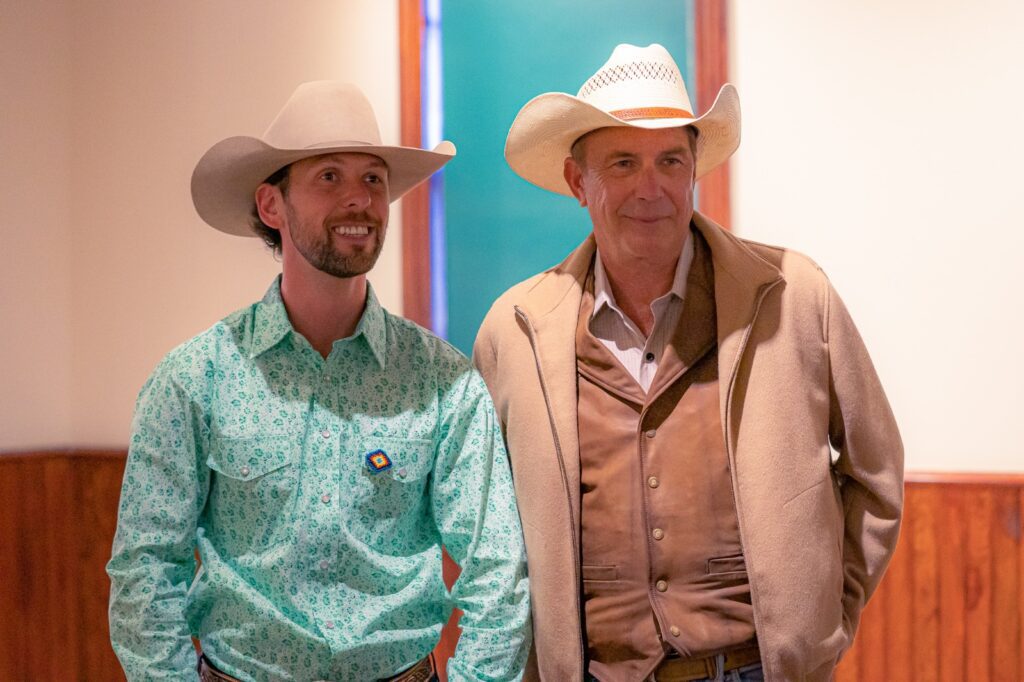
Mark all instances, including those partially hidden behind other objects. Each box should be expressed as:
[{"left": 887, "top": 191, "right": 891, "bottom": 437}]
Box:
[{"left": 578, "top": 61, "right": 678, "bottom": 99}]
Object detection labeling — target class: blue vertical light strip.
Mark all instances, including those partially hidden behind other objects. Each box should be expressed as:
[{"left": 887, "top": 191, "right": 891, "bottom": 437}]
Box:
[{"left": 423, "top": 0, "right": 447, "bottom": 338}]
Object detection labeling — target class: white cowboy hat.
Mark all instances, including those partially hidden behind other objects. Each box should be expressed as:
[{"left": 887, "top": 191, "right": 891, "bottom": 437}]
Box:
[
  {"left": 505, "top": 43, "right": 740, "bottom": 196},
  {"left": 192, "top": 80, "right": 456, "bottom": 236}
]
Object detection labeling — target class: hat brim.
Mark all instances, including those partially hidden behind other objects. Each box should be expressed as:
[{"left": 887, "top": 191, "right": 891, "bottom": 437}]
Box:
[
  {"left": 191, "top": 137, "right": 456, "bottom": 236},
  {"left": 505, "top": 84, "right": 739, "bottom": 196}
]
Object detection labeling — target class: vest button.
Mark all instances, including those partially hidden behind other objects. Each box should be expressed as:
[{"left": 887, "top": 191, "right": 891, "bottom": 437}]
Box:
[
  {"left": 645, "top": 429, "right": 656, "bottom": 438},
  {"left": 670, "top": 625, "right": 681, "bottom": 637},
  {"left": 652, "top": 528, "right": 664, "bottom": 540},
  {"left": 645, "top": 352, "right": 655, "bottom": 362},
  {"left": 648, "top": 476, "right": 660, "bottom": 488},
  {"left": 656, "top": 580, "right": 668, "bottom": 592}
]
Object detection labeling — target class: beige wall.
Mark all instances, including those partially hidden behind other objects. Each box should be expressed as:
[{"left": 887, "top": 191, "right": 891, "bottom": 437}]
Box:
[
  {"left": 731, "top": 1, "right": 1024, "bottom": 471},
  {"left": 1, "top": 1, "right": 402, "bottom": 450},
  {"left": 1, "top": 0, "right": 76, "bottom": 448},
  {"left": 5, "top": 2, "right": 1021, "bottom": 472}
]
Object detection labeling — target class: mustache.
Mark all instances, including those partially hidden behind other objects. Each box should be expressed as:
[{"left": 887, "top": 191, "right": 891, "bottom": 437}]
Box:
[{"left": 325, "top": 211, "right": 384, "bottom": 229}]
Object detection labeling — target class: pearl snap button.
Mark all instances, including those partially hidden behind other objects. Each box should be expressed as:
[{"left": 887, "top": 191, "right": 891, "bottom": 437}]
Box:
[
  {"left": 321, "top": 494, "right": 331, "bottom": 504},
  {"left": 656, "top": 580, "right": 668, "bottom": 592},
  {"left": 240, "top": 466, "right": 251, "bottom": 477}
]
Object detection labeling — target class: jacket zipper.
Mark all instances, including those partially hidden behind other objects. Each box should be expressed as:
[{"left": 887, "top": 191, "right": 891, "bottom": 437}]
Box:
[
  {"left": 722, "top": 279, "right": 781, "bottom": 681},
  {"left": 514, "top": 305, "right": 586, "bottom": 680}
]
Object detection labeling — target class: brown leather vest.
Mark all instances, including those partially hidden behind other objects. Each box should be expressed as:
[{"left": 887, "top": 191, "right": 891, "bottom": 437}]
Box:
[{"left": 576, "top": 232, "right": 755, "bottom": 682}]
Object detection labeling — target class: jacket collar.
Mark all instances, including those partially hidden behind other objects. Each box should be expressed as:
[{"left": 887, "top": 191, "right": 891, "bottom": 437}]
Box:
[
  {"left": 511, "top": 212, "right": 784, "bottom": 532},
  {"left": 516, "top": 211, "right": 783, "bottom": 324}
]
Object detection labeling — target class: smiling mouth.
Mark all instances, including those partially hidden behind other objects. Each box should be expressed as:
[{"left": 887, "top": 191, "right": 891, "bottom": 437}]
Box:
[{"left": 332, "top": 225, "right": 372, "bottom": 236}]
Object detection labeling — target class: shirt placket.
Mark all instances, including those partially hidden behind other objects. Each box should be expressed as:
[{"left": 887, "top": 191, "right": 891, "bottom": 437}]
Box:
[{"left": 296, "top": 345, "right": 347, "bottom": 646}]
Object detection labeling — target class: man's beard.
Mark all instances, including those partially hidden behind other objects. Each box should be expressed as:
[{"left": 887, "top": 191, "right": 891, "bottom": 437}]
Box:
[{"left": 287, "top": 205, "right": 385, "bottom": 279}]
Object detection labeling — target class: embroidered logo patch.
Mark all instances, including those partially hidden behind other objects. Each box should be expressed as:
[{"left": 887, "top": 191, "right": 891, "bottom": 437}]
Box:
[{"left": 365, "top": 449, "right": 393, "bottom": 473}]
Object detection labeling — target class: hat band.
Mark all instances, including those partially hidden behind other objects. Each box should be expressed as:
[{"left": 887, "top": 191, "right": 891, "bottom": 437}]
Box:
[{"left": 609, "top": 106, "right": 694, "bottom": 121}]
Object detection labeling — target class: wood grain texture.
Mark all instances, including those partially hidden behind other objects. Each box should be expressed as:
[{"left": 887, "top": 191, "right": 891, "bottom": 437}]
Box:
[
  {"left": 2, "top": 451, "right": 1021, "bottom": 680},
  {"left": 399, "top": 0, "right": 433, "bottom": 329},
  {"left": 836, "top": 480, "right": 1024, "bottom": 681},
  {"left": 694, "top": 0, "right": 731, "bottom": 229},
  {"left": 0, "top": 451, "right": 127, "bottom": 681}
]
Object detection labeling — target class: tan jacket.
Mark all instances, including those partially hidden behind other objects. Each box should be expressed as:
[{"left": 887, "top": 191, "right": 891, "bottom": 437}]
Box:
[{"left": 472, "top": 213, "right": 904, "bottom": 682}]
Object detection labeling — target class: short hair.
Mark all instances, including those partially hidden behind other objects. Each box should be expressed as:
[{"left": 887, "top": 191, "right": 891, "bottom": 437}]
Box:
[
  {"left": 570, "top": 125, "right": 699, "bottom": 168},
  {"left": 248, "top": 165, "right": 291, "bottom": 255}
]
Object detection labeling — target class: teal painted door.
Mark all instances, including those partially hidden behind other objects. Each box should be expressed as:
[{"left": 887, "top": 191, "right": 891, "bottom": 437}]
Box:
[{"left": 442, "top": 0, "right": 695, "bottom": 353}]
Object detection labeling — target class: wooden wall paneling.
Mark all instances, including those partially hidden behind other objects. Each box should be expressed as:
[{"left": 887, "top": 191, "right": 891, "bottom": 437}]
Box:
[
  {"left": 938, "top": 486, "right": 967, "bottom": 681},
  {"left": 911, "top": 484, "right": 942, "bottom": 682},
  {"left": 836, "top": 477, "right": 1024, "bottom": 681},
  {"left": 991, "top": 487, "right": 1021, "bottom": 681},
  {"left": 860, "top": 577, "right": 886, "bottom": 679},
  {"left": 0, "top": 452, "right": 127, "bottom": 681},
  {"left": 1019, "top": 486, "right": 1024, "bottom": 678},
  {"left": 882, "top": 513, "right": 915, "bottom": 681},
  {"left": 964, "top": 487, "right": 995, "bottom": 681}
]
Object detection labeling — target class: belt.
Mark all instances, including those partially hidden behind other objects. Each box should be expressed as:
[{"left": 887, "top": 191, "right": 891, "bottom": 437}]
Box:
[
  {"left": 198, "top": 653, "right": 436, "bottom": 682},
  {"left": 652, "top": 644, "right": 761, "bottom": 682}
]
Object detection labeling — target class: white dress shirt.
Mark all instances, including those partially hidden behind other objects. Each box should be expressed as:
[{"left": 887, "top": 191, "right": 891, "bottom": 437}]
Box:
[{"left": 588, "top": 235, "right": 695, "bottom": 393}]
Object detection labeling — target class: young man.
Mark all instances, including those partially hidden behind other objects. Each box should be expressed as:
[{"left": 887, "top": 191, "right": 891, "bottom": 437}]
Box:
[{"left": 108, "top": 81, "right": 530, "bottom": 682}]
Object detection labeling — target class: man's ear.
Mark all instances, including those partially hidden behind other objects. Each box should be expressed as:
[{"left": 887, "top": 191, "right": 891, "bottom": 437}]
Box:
[
  {"left": 254, "top": 183, "right": 285, "bottom": 230},
  {"left": 563, "top": 157, "right": 588, "bottom": 208}
]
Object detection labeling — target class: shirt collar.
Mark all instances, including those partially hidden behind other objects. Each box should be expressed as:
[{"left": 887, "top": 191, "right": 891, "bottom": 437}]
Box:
[
  {"left": 591, "top": 231, "right": 695, "bottom": 322},
  {"left": 249, "top": 276, "right": 387, "bottom": 368}
]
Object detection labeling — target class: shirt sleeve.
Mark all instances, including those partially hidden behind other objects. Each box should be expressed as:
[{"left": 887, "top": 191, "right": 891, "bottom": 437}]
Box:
[
  {"left": 825, "top": 282, "right": 905, "bottom": 644},
  {"left": 106, "top": 356, "right": 210, "bottom": 680},
  {"left": 430, "top": 367, "right": 532, "bottom": 682}
]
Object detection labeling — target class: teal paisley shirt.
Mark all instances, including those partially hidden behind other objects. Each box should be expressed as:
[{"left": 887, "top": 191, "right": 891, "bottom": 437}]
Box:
[{"left": 107, "top": 279, "right": 531, "bottom": 681}]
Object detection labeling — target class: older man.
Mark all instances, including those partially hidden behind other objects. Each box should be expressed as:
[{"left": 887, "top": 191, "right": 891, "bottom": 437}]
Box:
[
  {"left": 107, "top": 81, "right": 530, "bottom": 682},
  {"left": 474, "top": 44, "right": 903, "bottom": 682}
]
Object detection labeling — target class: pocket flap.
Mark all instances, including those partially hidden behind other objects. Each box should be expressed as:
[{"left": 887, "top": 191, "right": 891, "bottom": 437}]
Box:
[
  {"left": 706, "top": 554, "right": 747, "bottom": 575},
  {"left": 581, "top": 564, "right": 619, "bottom": 582},
  {"left": 207, "top": 434, "right": 294, "bottom": 481}
]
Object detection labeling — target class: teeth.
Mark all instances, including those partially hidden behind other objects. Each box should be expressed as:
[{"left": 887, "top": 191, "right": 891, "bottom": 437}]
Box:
[{"left": 333, "top": 225, "right": 370, "bottom": 236}]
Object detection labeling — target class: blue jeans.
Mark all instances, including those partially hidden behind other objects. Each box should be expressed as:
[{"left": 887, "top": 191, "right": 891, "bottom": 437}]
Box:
[{"left": 697, "top": 660, "right": 764, "bottom": 682}]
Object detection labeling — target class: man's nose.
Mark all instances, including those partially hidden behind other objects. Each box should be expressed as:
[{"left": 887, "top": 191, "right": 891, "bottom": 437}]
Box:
[
  {"left": 634, "top": 165, "right": 665, "bottom": 200},
  {"left": 338, "top": 180, "right": 372, "bottom": 210}
]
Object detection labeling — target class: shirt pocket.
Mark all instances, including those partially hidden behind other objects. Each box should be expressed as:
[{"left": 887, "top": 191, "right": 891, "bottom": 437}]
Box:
[
  {"left": 355, "top": 437, "right": 435, "bottom": 522},
  {"left": 205, "top": 433, "right": 298, "bottom": 554}
]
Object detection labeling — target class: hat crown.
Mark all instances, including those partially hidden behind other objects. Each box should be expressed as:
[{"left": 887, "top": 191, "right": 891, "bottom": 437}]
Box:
[
  {"left": 576, "top": 43, "right": 694, "bottom": 117},
  {"left": 262, "top": 80, "right": 383, "bottom": 150}
]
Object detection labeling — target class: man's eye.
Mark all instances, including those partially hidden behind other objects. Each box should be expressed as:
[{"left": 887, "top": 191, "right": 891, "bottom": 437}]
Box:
[
  {"left": 321, "top": 171, "right": 337, "bottom": 181},
  {"left": 365, "top": 174, "right": 383, "bottom": 184},
  {"left": 613, "top": 159, "right": 634, "bottom": 169}
]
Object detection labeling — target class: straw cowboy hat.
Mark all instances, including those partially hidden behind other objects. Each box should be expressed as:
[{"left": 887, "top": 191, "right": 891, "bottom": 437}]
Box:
[
  {"left": 505, "top": 43, "right": 740, "bottom": 196},
  {"left": 192, "top": 80, "right": 456, "bottom": 236}
]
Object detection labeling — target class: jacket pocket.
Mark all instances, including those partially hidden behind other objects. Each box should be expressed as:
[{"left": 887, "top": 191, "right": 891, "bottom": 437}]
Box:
[
  {"left": 581, "top": 565, "right": 619, "bottom": 582},
  {"left": 706, "top": 553, "right": 747, "bottom": 577}
]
